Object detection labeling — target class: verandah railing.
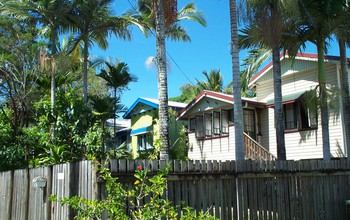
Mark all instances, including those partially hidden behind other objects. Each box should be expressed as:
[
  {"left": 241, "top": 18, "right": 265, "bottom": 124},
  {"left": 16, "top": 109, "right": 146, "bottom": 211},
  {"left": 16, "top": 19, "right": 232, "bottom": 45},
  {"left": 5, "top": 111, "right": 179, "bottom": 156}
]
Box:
[{"left": 244, "top": 132, "right": 276, "bottom": 161}]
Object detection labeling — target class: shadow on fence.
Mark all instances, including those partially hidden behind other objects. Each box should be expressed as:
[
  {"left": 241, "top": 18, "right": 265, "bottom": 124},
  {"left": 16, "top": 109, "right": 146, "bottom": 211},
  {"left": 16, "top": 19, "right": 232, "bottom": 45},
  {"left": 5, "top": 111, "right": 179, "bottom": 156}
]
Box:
[{"left": 1, "top": 159, "right": 350, "bottom": 219}]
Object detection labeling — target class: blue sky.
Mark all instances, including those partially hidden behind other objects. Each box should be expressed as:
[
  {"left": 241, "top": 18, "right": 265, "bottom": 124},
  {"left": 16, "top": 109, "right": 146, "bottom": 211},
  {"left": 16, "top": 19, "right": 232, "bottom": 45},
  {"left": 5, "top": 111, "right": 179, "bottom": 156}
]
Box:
[{"left": 90, "top": 0, "right": 347, "bottom": 110}]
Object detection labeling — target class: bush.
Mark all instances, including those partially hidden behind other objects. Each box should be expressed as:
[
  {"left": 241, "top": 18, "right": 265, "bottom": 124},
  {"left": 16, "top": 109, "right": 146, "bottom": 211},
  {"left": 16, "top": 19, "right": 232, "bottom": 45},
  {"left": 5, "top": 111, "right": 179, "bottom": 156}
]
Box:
[{"left": 54, "top": 161, "right": 217, "bottom": 220}]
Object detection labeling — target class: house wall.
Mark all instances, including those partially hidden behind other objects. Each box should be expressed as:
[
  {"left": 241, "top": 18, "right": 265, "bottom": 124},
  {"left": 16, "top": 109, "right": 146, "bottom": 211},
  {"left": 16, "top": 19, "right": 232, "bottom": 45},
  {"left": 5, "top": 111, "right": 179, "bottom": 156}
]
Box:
[
  {"left": 257, "top": 63, "right": 345, "bottom": 160},
  {"left": 188, "top": 125, "right": 236, "bottom": 160},
  {"left": 130, "top": 110, "right": 155, "bottom": 157},
  {"left": 130, "top": 108, "right": 187, "bottom": 158}
]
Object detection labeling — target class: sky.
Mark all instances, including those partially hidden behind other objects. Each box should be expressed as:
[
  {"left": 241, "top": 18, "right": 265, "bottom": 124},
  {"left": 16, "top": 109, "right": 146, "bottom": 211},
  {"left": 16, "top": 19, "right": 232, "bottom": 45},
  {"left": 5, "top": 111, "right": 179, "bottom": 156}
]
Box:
[{"left": 90, "top": 0, "right": 348, "bottom": 110}]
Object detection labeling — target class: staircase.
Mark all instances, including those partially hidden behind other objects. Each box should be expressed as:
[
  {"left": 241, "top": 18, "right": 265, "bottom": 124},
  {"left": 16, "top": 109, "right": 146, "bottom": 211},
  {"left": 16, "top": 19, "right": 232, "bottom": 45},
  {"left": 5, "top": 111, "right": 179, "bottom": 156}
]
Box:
[{"left": 244, "top": 133, "right": 276, "bottom": 161}]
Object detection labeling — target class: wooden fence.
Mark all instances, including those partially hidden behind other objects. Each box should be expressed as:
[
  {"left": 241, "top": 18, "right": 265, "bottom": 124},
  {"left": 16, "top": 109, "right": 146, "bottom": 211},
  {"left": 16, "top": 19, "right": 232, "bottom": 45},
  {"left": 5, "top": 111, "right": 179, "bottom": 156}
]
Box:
[{"left": 1, "top": 159, "right": 350, "bottom": 219}]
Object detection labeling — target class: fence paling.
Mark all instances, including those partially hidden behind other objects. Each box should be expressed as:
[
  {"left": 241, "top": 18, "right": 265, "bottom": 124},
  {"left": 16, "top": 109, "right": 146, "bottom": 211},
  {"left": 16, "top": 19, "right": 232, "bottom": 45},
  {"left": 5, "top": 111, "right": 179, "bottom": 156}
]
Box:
[{"left": 1, "top": 159, "right": 350, "bottom": 220}]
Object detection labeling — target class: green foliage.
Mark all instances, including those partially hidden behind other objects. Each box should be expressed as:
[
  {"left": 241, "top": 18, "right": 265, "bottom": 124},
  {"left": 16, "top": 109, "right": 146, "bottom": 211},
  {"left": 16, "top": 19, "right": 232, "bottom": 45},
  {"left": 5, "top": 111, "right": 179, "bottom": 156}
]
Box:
[
  {"left": 169, "top": 83, "right": 198, "bottom": 103},
  {"left": 170, "top": 125, "right": 189, "bottom": 160},
  {"left": 0, "top": 109, "right": 27, "bottom": 171},
  {"left": 83, "top": 124, "right": 105, "bottom": 159},
  {"left": 54, "top": 161, "right": 217, "bottom": 219}
]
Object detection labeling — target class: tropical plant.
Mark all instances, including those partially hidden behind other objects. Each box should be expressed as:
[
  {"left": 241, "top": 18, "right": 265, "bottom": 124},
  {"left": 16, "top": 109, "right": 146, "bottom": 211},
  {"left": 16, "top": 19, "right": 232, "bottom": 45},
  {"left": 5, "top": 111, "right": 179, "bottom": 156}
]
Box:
[
  {"left": 334, "top": 5, "right": 350, "bottom": 160},
  {"left": 296, "top": 0, "right": 346, "bottom": 160},
  {"left": 169, "top": 83, "right": 198, "bottom": 103},
  {"left": 55, "top": 162, "right": 217, "bottom": 219},
  {"left": 5, "top": 0, "right": 73, "bottom": 108},
  {"left": 127, "top": 0, "right": 206, "bottom": 160},
  {"left": 229, "top": 0, "right": 245, "bottom": 161},
  {"left": 239, "top": 0, "right": 302, "bottom": 160},
  {"left": 240, "top": 47, "right": 271, "bottom": 97},
  {"left": 97, "top": 61, "right": 137, "bottom": 141},
  {"left": 196, "top": 69, "right": 224, "bottom": 93},
  {"left": 68, "top": 0, "right": 131, "bottom": 103}
]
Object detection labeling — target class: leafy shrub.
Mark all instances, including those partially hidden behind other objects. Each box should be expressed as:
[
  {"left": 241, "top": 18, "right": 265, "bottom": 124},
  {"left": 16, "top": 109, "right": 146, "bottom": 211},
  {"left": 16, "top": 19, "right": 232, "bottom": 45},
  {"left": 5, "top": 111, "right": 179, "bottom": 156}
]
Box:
[{"left": 54, "top": 161, "right": 217, "bottom": 220}]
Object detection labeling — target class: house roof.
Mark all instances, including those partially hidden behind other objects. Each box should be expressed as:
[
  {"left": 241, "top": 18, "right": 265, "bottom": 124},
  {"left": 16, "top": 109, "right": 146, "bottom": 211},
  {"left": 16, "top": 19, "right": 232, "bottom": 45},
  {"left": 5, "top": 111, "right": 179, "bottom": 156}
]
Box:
[
  {"left": 248, "top": 53, "right": 347, "bottom": 88},
  {"left": 177, "top": 90, "right": 265, "bottom": 120},
  {"left": 123, "top": 97, "right": 187, "bottom": 119}
]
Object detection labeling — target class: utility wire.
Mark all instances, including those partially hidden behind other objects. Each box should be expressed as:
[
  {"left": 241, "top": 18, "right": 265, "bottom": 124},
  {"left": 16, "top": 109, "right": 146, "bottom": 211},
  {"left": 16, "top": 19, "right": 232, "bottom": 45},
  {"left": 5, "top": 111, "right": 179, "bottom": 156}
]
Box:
[{"left": 126, "top": 0, "right": 195, "bottom": 85}]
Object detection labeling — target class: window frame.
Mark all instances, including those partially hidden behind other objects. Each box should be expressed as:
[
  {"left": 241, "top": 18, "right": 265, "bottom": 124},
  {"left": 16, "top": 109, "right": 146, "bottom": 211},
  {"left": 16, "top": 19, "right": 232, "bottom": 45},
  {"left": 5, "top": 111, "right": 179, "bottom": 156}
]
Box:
[{"left": 283, "top": 101, "right": 318, "bottom": 132}]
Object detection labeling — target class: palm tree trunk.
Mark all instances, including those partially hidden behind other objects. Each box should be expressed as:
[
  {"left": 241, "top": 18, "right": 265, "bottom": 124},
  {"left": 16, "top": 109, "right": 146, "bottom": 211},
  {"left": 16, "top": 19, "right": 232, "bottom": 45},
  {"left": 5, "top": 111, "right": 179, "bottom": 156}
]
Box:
[
  {"left": 83, "top": 38, "right": 89, "bottom": 103},
  {"left": 50, "top": 29, "right": 57, "bottom": 109},
  {"left": 154, "top": 0, "right": 170, "bottom": 160},
  {"left": 317, "top": 40, "right": 331, "bottom": 160},
  {"left": 114, "top": 87, "right": 117, "bottom": 144},
  {"left": 338, "top": 37, "right": 350, "bottom": 160},
  {"left": 229, "top": 0, "right": 244, "bottom": 161},
  {"left": 272, "top": 45, "right": 286, "bottom": 160}
]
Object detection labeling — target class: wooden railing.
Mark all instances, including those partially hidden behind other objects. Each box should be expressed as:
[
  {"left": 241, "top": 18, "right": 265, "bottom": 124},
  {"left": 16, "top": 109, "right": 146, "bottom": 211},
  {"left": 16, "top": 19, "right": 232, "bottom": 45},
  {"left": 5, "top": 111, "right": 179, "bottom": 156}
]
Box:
[{"left": 244, "top": 132, "right": 276, "bottom": 161}]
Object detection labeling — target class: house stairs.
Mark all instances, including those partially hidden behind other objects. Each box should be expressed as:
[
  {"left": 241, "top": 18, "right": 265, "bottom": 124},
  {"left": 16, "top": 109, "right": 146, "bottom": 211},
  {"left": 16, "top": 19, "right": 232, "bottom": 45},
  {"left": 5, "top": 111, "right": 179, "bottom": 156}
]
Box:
[{"left": 244, "top": 132, "right": 276, "bottom": 161}]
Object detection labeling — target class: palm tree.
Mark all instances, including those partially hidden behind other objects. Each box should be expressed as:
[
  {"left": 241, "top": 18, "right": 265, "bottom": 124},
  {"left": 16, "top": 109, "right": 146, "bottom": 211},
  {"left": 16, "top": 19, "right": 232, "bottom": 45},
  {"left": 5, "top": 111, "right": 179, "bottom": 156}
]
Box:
[
  {"left": 196, "top": 69, "right": 224, "bottom": 92},
  {"left": 97, "top": 61, "right": 137, "bottom": 141},
  {"left": 239, "top": 0, "right": 302, "bottom": 160},
  {"left": 4, "top": 0, "right": 72, "bottom": 108},
  {"left": 240, "top": 47, "right": 271, "bottom": 98},
  {"left": 68, "top": 0, "right": 131, "bottom": 103},
  {"left": 297, "top": 0, "right": 346, "bottom": 160},
  {"left": 128, "top": 0, "right": 206, "bottom": 160},
  {"left": 229, "top": 0, "right": 245, "bottom": 161}
]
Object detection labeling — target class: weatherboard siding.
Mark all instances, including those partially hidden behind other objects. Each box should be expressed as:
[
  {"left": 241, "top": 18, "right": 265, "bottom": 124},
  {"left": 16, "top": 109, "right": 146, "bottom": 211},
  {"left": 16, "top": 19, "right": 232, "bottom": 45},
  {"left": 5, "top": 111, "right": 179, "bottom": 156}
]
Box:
[
  {"left": 188, "top": 126, "right": 236, "bottom": 160},
  {"left": 267, "top": 103, "right": 344, "bottom": 160},
  {"left": 259, "top": 108, "right": 270, "bottom": 150},
  {"left": 257, "top": 62, "right": 345, "bottom": 160},
  {"left": 256, "top": 64, "right": 338, "bottom": 102}
]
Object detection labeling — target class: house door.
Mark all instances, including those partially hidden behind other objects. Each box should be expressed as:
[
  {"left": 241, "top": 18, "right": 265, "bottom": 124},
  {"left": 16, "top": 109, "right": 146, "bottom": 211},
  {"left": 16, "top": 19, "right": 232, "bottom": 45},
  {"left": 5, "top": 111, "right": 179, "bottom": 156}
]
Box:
[{"left": 243, "top": 109, "right": 256, "bottom": 140}]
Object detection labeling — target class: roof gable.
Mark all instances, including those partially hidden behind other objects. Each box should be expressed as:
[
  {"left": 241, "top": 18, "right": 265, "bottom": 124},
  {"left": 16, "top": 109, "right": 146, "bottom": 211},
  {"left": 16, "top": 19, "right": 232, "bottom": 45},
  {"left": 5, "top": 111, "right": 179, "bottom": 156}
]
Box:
[
  {"left": 123, "top": 97, "right": 186, "bottom": 119},
  {"left": 248, "top": 53, "right": 344, "bottom": 88},
  {"left": 177, "top": 90, "right": 264, "bottom": 120}
]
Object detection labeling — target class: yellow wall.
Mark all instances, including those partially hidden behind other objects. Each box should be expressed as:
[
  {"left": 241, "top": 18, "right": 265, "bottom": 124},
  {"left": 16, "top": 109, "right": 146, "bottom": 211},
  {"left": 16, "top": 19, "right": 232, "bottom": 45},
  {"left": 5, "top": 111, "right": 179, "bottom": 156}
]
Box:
[{"left": 130, "top": 108, "right": 187, "bottom": 158}]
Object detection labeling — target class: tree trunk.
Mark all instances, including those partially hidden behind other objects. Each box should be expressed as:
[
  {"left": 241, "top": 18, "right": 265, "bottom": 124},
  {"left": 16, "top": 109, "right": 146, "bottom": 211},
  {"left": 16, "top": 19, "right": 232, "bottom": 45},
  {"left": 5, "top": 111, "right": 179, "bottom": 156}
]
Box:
[
  {"left": 114, "top": 87, "right": 117, "bottom": 144},
  {"left": 272, "top": 45, "right": 286, "bottom": 160},
  {"left": 50, "top": 29, "right": 57, "bottom": 109},
  {"left": 154, "top": 0, "right": 170, "bottom": 160},
  {"left": 338, "top": 37, "right": 350, "bottom": 159},
  {"left": 229, "top": 0, "right": 244, "bottom": 161},
  {"left": 317, "top": 40, "right": 331, "bottom": 160},
  {"left": 83, "top": 38, "right": 89, "bottom": 104}
]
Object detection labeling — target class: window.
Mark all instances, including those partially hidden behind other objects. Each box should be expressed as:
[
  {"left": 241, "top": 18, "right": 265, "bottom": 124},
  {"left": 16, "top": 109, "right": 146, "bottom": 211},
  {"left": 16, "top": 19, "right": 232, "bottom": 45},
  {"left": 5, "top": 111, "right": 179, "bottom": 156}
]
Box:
[
  {"left": 244, "top": 109, "right": 256, "bottom": 139},
  {"left": 189, "top": 109, "right": 234, "bottom": 138},
  {"left": 221, "top": 109, "right": 233, "bottom": 134},
  {"left": 213, "top": 111, "right": 220, "bottom": 135},
  {"left": 204, "top": 113, "right": 212, "bottom": 136},
  {"left": 283, "top": 102, "right": 317, "bottom": 130},
  {"left": 195, "top": 115, "right": 204, "bottom": 138},
  {"left": 221, "top": 110, "right": 229, "bottom": 134},
  {"left": 138, "top": 133, "right": 153, "bottom": 151},
  {"left": 190, "top": 118, "right": 196, "bottom": 131}
]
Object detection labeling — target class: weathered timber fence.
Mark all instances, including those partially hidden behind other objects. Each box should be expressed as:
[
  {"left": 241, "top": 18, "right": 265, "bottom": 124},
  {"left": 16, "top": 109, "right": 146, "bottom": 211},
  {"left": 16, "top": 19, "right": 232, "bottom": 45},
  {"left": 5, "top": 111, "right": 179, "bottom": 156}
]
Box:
[{"left": 1, "top": 159, "right": 350, "bottom": 219}]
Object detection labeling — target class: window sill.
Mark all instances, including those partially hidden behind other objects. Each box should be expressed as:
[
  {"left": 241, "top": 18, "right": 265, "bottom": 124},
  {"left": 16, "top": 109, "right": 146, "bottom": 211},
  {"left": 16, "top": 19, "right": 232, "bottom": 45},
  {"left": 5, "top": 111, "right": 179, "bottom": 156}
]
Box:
[
  {"left": 285, "top": 127, "right": 317, "bottom": 134},
  {"left": 197, "top": 134, "right": 229, "bottom": 141}
]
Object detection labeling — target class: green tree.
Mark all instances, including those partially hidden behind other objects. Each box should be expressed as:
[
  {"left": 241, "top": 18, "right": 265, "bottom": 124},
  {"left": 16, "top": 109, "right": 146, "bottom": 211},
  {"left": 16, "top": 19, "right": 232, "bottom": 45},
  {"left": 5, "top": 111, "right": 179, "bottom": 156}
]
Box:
[
  {"left": 297, "top": 0, "right": 346, "bottom": 160},
  {"left": 5, "top": 0, "right": 73, "bottom": 108},
  {"left": 333, "top": 5, "right": 350, "bottom": 160},
  {"left": 97, "top": 61, "right": 137, "bottom": 141},
  {"left": 196, "top": 69, "right": 224, "bottom": 92},
  {"left": 68, "top": 0, "right": 131, "bottom": 103},
  {"left": 240, "top": 47, "right": 271, "bottom": 98},
  {"left": 0, "top": 15, "right": 41, "bottom": 135},
  {"left": 128, "top": 0, "right": 206, "bottom": 159},
  {"left": 239, "top": 0, "right": 301, "bottom": 160},
  {"left": 169, "top": 83, "right": 198, "bottom": 103}
]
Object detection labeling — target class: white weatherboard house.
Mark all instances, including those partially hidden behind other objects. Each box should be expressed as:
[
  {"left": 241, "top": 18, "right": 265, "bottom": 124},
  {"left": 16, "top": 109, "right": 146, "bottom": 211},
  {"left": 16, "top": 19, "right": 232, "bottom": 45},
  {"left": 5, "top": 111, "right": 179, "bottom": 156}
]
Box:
[{"left": 177, "top": 53, "right": 349, "bottom": 160}]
